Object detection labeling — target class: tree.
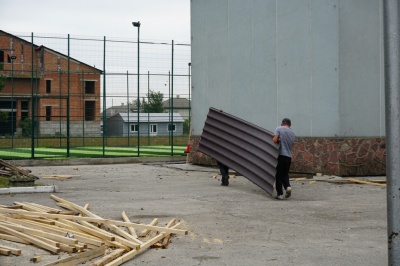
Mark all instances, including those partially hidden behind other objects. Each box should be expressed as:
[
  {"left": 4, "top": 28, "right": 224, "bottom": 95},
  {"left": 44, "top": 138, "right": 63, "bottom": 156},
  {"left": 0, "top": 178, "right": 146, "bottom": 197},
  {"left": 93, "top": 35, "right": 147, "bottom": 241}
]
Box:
[
  {"left": 0, "top": 112, "right": 8, "bottom": 123},
  {"left": 183, "top": 119, "right": 190, "bottom": 135},
  {"left": 130, "top": 99, "right": 142, "bottom": 112},
  {"left": 131, "top": 90, "right": 164, "bottom": 113},
  {"left": 20, "top": 118, "right": 33, "bottom": 137}
]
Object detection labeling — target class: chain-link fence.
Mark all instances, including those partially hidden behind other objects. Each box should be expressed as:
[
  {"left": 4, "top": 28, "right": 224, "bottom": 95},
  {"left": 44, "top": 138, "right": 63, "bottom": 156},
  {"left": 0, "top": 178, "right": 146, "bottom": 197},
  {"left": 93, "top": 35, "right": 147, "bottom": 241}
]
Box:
[{"left": 0, "top": 31, "right": 191, "bottom": 159}]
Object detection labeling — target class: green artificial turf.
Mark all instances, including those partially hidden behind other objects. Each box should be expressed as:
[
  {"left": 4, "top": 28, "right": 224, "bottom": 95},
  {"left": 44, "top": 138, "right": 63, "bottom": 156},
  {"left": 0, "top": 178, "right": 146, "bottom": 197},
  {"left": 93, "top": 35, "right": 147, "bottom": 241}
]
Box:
[{"left": 0, "top": 146, "right": 186, "bottom": 160}]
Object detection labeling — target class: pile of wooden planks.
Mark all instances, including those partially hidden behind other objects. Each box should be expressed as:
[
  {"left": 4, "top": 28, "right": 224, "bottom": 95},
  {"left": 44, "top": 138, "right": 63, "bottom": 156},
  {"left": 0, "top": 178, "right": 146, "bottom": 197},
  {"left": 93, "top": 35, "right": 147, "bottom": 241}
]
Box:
[
  {"left": 0, "top": 195, "right": 188, "bottom": 265},
  {"left": 0, "top": 159, "right": 38, "bottom": 180}
]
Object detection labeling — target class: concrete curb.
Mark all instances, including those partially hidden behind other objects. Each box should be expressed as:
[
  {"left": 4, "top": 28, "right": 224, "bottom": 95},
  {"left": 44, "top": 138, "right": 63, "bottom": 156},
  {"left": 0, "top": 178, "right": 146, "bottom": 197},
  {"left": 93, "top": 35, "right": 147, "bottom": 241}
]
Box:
[
  {"left": 5, "top": 156, "right": 187, "bottom": 167},
  {"left": 0, "top": 185, "right": 58, "bottom": 194}
]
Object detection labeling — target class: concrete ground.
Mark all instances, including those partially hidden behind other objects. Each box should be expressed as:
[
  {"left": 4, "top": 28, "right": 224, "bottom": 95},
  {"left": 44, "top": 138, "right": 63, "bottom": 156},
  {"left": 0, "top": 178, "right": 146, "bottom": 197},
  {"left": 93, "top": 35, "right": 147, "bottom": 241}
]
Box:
[{"left": 0, "top": 161, "right": 388, "bottom": 266}]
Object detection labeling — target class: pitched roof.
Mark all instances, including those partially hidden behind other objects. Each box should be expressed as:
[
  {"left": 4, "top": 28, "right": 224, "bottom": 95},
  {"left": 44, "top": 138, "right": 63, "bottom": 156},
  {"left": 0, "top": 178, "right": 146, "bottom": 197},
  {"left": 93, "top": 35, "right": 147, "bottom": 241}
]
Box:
[
  {"left": 162, "top": 97, "right": 190, "bottom": 109},
  {"left": 102, "top": 104, "right": 131, "bottom": 117},
  {"left": 113, "top": 112, "right": 184, "bottom": 123},
  {"left": 0, "top": 30, "right": 102, "bottom": 73}
]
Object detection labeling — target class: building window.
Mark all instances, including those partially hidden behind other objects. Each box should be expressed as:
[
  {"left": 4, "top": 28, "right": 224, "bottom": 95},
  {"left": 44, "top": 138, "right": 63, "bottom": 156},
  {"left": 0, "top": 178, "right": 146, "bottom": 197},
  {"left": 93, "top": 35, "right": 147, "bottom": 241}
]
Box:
[
  {"left": 46, "top": 106, "right": 52, "bottom": 121},
  {"left": 21, "top": 101, "right": 28, "bottom": 120},
  {"left": 46, "top": 80, "right": 51, "bottom": 93},
  {"left": 85, "top": 81, "right": 95, "bottom": 94},
  {"left": 0, "top": 101, "right": 11, "bottom": 109},
  {"left": 168, "top": 123, "right": 176, "bottom": 132},
  {"left": 130, "top": 124, "right": 139, "bottom": 132},
  {"left": 150, "top": 124, "right": 157, "bottom": 133},
  {"left": 85, "top": 101, "right": 95, "bottom": 121},
  {"left": 0, "top": 51, "right": 4, "bottom": 63}
]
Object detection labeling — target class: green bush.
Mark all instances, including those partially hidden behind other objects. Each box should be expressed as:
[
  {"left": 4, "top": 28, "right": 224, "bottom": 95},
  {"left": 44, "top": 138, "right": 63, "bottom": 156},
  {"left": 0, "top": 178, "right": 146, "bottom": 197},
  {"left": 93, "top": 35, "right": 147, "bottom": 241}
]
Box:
[
  {"left": 20, "top": 118, "right": 33, "bottom": 137},
  {"left": 0, "top": 112, "right": 8, "bottom": 123},
  {"left": 183, "top": 119, "right": 190, "bottom": 135}
]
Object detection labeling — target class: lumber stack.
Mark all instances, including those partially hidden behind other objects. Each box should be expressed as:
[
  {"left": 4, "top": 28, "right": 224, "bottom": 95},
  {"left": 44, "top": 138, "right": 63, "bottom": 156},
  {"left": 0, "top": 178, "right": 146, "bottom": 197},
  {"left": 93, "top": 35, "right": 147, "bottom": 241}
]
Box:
[
  {"left": 0, "top": 195, "right": 188, "bottom": 265},
  {"left": 0, "top": 159, "right": 38, "bottom": 181}
]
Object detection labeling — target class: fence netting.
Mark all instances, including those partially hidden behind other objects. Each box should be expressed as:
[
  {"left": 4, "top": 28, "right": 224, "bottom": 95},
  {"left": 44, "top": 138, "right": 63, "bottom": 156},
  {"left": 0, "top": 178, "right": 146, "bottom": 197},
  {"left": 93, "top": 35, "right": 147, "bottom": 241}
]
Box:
[{"left": 0, "top": 31, "right": 191, "bottom": 159}]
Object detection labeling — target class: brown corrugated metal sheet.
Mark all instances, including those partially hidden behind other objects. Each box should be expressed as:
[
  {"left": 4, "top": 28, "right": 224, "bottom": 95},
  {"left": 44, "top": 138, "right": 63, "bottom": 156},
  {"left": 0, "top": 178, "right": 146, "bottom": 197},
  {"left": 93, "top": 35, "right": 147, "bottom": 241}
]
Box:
[{"left": 198, "top": 108, "right": 279, "bottom": 195}]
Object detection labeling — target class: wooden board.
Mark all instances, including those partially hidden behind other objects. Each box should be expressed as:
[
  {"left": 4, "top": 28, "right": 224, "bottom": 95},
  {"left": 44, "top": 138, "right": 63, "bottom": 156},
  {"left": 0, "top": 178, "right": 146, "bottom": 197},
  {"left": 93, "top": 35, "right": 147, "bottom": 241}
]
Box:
[{"left": 0, "top": 196, "right": 187, "bottom": 265}]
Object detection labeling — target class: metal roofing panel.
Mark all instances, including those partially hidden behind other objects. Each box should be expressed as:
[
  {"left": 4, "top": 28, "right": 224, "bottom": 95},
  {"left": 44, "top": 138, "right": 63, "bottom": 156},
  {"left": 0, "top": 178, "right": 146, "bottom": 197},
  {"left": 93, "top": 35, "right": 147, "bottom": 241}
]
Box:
[{"left": 198, "top": 108, "right": 279, "bottom": 195}]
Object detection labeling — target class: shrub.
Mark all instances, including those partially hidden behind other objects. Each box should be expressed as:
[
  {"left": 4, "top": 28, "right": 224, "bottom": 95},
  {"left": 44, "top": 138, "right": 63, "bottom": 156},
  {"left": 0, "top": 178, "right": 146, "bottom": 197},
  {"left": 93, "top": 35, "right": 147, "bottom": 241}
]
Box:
[
  {"left": 0, "top": 112, "right": 8, "bottom": 123},
  {"left": 20, "top": 118, "right": 33, "bottom": 137},
  {"left": 183, "top": 119, "right": 190, "bottom": 135}
]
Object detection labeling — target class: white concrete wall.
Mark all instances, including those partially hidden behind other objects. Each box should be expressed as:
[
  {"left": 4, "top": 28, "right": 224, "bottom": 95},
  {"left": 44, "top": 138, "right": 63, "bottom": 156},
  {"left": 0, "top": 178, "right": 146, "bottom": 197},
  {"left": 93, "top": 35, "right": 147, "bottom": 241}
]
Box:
[
  {"left": 338, "top": 0, "right": 384, "bottom": 136},
  {"left": 191, "top": 0, "right": 384, "bottom": 137}
]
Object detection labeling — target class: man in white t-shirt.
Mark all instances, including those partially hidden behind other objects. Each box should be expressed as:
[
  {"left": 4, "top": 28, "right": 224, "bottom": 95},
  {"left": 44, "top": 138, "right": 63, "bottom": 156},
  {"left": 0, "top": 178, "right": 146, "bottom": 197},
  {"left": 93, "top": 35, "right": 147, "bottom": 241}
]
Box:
[{"left": 273, "top": 118, "right": 296, "bottom": 200}]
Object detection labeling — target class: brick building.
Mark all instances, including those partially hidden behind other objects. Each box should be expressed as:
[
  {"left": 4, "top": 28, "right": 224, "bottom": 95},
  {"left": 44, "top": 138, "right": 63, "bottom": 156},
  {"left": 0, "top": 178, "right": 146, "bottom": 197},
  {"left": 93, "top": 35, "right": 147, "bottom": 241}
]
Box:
[{"left": 0, "top": 30, "right": 102, "bottom": 137}]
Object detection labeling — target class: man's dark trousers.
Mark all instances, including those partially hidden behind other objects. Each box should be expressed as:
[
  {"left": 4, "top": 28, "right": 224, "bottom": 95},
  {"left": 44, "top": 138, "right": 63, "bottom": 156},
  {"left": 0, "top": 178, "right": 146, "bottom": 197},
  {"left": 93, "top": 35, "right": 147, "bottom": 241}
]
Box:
[
  {"left": 218, "top": 162, "right": 229, "bottom": 186},
  {"left": 275, "top": 155, "right": 292, "bottom": 196}
]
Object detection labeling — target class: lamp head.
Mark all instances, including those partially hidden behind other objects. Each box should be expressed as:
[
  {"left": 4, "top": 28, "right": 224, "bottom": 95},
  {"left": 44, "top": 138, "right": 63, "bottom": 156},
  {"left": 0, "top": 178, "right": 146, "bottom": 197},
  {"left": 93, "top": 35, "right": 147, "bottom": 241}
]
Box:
[{"left": 132, "top": 21, "right": 141, "bottom": 27}]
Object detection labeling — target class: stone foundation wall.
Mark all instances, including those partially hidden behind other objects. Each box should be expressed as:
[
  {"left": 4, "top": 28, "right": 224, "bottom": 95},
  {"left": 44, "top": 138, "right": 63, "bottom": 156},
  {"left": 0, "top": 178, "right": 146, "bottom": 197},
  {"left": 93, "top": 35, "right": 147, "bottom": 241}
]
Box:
[{"left": 188, "top": 136, "right": 386, "bottom": 176}]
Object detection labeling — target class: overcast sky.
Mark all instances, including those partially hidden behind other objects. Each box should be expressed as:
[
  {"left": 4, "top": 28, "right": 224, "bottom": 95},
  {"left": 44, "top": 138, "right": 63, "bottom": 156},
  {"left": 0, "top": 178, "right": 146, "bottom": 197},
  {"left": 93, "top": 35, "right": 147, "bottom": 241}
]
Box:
[{"left": 1, "top": 0, "right": 190, "bottom": 42}]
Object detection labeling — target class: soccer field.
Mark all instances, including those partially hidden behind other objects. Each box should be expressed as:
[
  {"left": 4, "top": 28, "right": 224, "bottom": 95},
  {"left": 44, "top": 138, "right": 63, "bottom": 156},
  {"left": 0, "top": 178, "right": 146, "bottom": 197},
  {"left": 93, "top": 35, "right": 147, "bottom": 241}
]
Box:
[{"left": 0, "top": 146, "right": 186, "bottom": 160}]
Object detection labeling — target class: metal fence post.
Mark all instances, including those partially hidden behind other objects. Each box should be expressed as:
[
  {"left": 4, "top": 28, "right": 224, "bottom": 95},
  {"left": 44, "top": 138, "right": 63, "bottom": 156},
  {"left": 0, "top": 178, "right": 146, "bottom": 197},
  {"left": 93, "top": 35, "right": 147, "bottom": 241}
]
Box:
[
  {"left": 30, "top": 32, "right": 34, "bottom": 158},
  {"left": 188, "top": 62, "right": 191, "bottom": 131},
  {"left": 147, "top": 71, "right": 150, "bottom": 145},
  {"left": 171, "top": 40, "right": 174, "bottom": 156},
  {"left": 383, "top": 0, "right": 400, "bottom": 264},
  {"left": 127, "top": 70, "right": 130, "bottom": 146},
  {"left": 67, "top": 34, "right": 70, "bottom": 157},
  {"left": 102, "top": 36, "right": 107, "bottom": 156},
  {"left": 81, "top": 71, "right": 85, "bottom": 146},
  {"left": 11, "top": 53, "right": 14, "bottom": 147}
]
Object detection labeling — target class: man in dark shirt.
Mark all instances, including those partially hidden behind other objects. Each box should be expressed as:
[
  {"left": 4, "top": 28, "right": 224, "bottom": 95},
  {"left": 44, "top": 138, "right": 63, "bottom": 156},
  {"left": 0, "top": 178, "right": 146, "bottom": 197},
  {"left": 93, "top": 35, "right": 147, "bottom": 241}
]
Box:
[{"left": 273, "top": 118, "right": 296, "bottom": 200}]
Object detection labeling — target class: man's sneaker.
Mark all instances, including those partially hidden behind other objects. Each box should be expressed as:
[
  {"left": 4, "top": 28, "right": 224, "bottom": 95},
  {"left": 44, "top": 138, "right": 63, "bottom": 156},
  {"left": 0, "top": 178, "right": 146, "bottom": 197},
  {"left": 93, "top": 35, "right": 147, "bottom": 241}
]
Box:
[
  {"left": 275, "top": 195, "right": 284, "bottom": 200},
  {"left": 285, "top": 187, "right": 292, "bottom": 198},
  {"left": 221, "top": 176, "right": 229, "bottom": 186}
]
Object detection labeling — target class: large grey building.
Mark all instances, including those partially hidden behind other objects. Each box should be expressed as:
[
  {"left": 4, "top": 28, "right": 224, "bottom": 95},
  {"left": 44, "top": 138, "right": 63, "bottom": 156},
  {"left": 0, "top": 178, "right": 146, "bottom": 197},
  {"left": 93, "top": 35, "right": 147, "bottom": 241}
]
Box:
[{"left": 189, "top": 0, "right": 386, "bottom": 176}]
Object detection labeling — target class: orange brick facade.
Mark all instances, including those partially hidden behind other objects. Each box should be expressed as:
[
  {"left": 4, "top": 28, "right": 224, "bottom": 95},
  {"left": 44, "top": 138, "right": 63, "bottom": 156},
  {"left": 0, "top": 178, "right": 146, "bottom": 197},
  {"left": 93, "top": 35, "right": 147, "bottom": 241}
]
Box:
[{"left": 0, "top": 30, "right": 102, "bottom": 136}]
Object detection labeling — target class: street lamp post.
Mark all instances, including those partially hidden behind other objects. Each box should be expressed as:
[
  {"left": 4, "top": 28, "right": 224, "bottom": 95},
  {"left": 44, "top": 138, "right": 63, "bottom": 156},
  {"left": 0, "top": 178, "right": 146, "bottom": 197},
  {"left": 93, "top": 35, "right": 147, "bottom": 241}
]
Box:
[
  {"left": 188, "top": 62, "right": 191, "bottom": 131},
  {"left": 132, "top": 21, "right": 141, "bottom": 156}
]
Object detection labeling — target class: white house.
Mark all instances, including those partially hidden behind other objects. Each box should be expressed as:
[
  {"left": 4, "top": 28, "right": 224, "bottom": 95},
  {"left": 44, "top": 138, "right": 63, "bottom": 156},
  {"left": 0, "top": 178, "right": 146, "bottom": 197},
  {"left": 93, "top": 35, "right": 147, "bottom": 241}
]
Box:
[{"left": 106, "top": 113, "right": 184, "bottom": 137}]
